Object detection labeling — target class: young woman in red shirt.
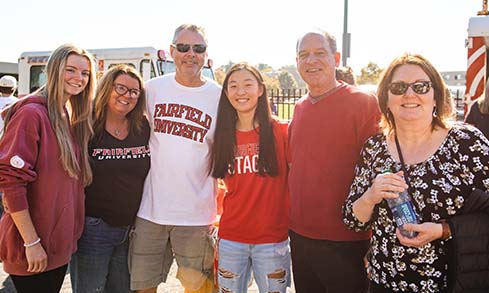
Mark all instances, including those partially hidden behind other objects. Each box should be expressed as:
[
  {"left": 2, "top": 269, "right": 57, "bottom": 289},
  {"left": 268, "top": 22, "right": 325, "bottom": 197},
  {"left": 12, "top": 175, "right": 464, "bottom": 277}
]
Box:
[{"left": 210, "top": 62, "right": 290, "bottom": 293}]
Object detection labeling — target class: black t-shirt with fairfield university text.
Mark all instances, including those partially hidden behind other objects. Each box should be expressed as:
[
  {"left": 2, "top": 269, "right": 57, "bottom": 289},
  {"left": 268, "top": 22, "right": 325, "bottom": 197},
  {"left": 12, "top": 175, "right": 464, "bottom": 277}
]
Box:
[{"left": 85, "top": 118, "right": 150, "bottom": 227}]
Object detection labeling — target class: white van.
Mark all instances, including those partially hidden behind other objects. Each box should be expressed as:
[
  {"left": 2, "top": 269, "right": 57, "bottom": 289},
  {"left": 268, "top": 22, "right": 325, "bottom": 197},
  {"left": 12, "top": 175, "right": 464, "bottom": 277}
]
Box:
[{"left": 17, "top": 46, "right": 214, "bottom": 97}]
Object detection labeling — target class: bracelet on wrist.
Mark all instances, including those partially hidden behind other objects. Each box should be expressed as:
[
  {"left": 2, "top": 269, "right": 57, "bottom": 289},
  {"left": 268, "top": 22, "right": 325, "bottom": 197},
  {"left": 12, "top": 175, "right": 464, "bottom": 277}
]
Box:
[
  {"left": 24, "top": 238, "right": 41, "bottom": 248},
  {"left": 440, "top": 221, "right": 451, "bottom": 240}
]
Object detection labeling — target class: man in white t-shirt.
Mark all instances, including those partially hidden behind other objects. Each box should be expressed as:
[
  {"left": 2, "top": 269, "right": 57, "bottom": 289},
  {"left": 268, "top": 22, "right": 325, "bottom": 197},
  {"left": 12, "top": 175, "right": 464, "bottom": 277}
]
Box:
[{"left": 129, "top": 24, "right": 221, "bottom": 293}]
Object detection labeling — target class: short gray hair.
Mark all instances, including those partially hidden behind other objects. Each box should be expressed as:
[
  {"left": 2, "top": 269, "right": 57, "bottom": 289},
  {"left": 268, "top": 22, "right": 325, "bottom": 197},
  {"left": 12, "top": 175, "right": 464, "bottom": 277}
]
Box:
[
  {"left": 172, "top": 24, "right": 208, "bottom": 45},
  {"left": 296, "top": 29, "right": 337, "bottom": 55}
]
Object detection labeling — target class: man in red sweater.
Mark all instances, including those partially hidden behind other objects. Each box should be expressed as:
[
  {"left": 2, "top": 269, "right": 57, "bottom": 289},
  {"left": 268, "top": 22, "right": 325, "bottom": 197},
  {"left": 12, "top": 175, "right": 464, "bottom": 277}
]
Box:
[{"left": 288, "top": 29, "right": 380, "bottom": 292}]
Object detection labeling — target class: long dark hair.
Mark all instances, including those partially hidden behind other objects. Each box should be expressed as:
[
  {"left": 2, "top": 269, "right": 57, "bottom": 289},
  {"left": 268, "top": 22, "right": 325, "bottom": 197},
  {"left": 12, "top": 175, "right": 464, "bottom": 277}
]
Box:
[{"left": 210, "top": 62, "right": 278, "bottom": 178}]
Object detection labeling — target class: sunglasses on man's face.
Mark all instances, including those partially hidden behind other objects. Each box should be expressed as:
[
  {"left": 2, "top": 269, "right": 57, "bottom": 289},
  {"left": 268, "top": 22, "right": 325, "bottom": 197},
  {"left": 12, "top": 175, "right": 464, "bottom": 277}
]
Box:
[
  {"left": 388, "top": 81, "right": 432, "bottom": 95},
  {"left": 172, "top": 43, "right": 207, "bottom": 54}
]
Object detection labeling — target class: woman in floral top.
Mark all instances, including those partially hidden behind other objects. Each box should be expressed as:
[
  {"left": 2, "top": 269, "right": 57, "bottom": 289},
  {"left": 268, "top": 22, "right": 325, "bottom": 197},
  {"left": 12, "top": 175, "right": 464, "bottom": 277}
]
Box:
[{"left": 343, "top": 53, "right": 489, "bottom": 293}]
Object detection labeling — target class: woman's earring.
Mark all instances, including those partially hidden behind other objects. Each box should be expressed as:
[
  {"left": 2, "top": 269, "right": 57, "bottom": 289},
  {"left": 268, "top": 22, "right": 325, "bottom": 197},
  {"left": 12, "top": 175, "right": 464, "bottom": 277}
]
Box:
[
  {"left": 433, "top": 107, "right": 438, "bottom": 118},
  {"left": 432, "top": 107, "right": 438, "bottom": 118}
]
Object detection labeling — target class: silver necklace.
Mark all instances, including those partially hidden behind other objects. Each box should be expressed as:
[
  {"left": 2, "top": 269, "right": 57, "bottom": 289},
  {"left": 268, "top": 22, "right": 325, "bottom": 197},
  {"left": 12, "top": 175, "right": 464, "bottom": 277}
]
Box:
[{"left": 114, "top": 128, "right": 121, "bottom": 137}]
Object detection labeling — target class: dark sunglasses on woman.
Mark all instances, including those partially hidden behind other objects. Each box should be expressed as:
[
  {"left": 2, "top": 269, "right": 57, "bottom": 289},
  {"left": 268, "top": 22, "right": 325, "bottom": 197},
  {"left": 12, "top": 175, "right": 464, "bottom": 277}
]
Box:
[{"left": 388, "top": 81, "right": 432, "bottom": 95}]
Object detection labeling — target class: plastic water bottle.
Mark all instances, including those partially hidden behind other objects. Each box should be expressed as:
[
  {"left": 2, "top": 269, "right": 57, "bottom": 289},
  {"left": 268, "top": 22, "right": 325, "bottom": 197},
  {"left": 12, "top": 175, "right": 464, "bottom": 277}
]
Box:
[{"left": 384, "top": 171, "right": 419, "bottom": 238}]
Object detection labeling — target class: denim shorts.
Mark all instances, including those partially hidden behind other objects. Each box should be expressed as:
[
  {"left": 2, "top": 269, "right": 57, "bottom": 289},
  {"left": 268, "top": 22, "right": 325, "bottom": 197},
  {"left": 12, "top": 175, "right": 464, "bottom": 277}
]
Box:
[
  {"left": 218, "top": 238, "right": 291, "bottom": 293},
  {"left": 128, "top": 217, "right": 216, "bottom": 291}
]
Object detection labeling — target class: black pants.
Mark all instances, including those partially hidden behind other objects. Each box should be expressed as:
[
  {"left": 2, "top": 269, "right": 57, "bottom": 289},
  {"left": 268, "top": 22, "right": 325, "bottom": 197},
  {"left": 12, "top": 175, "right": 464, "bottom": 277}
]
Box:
[
  {"left": 10, "top": 264, "right": 67, "bottom": 293},
  {"left": 289, "top": 229, "right": 369, "bottom": 293}
]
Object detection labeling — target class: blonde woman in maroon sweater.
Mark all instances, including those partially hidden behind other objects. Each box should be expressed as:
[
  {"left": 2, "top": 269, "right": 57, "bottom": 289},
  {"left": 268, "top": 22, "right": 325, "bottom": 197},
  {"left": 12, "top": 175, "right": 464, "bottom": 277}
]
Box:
[{"left": 0, "top": 44, "right": 95, "bottom": 293}]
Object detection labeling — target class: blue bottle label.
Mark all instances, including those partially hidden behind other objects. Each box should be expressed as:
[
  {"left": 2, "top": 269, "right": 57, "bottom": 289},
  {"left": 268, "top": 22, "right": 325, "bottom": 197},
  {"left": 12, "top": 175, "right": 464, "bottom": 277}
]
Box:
[{"left": 393, "top": 202, "right": 418, "bottom": 226}]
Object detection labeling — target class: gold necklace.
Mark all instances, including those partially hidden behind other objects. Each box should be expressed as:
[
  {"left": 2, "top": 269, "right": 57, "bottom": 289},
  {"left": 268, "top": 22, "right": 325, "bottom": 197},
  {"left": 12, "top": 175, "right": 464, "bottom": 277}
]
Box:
[{"left": 107, "top": 122, "right": 126, "bottom": 137}]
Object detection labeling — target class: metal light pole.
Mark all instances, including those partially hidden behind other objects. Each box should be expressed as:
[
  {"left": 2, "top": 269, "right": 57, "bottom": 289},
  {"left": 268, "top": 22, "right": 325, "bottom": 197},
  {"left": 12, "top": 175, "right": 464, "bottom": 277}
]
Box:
[
  {"left": 342, "top": 0, "right": 351, "bottom": 66},
  {"left": 478, "top": 0, "right": 489, "bottom": 15}
]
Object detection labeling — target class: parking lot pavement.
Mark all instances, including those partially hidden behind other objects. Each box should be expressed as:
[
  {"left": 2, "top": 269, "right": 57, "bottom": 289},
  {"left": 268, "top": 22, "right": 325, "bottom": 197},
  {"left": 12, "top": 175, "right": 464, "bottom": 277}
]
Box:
[
  {"left": 1, "top": 261, "right": 294, "bottom": 292},
  {"left": 0, "top": 261, "right": 183, "bottom": 293}
]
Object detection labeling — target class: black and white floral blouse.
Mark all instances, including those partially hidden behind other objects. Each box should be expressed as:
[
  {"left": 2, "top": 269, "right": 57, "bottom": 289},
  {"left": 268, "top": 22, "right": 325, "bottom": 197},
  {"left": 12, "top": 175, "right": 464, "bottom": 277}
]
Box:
[{"left": 343, "top": 124, "right": 489, "bottom": 292}]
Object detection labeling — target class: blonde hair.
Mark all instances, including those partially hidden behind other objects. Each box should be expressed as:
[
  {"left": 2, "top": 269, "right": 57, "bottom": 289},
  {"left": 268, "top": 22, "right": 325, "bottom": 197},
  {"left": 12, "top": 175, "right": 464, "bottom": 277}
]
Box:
[
  {"left": 93, "top": 64, "right": 146, "bottom": 139},
  {"left": 478, "top": 79, "right": 489, "bottom": 114},
  {"left": 43, "top": 44, "right": 95, "bottom": 186}
]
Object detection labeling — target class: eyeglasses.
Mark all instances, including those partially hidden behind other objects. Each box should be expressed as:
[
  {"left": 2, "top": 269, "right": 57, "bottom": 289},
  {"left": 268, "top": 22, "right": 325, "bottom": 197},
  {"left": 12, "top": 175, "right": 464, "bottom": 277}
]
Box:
[
  {"left": 113, "top": 84, "right": 141, "bottom": 99},
  {"left": 388, "top": 81, "right": 432, "bottom": 95},
  {"left": 172, "top": 43, "right": 207, "bottom": 54}
]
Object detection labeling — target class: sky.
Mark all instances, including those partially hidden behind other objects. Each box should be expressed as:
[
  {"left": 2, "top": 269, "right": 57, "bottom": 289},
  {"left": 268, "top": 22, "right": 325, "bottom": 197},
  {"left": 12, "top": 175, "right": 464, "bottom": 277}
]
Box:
[{"left": 2, "top": 0, "right": 482, "bottom": 73}]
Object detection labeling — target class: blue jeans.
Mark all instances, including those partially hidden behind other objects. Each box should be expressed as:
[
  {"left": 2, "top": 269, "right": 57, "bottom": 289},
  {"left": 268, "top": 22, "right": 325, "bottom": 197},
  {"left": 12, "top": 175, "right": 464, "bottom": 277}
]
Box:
[
  {"left": 218, "top": 238, "right": 291, "bottom": 293},
  {"left": 70, "top": 216, "right": 132, "bottom": 293}
]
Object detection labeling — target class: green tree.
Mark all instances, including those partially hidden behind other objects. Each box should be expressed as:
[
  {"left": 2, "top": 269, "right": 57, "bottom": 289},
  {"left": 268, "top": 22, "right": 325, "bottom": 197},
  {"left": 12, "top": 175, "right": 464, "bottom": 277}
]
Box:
[
  {"left": 357, "top": 62, "right": 383, "bottom": 85},
  {"left": 278, "top": 71, "right": 297, "bottom": 89},
  {"left": 257, "top": 63, "right": 273, "bottom": 72},
  {"left": 214, "top": 67, "right": 226, "bottom": 85},
  {"left": 263, "top": 74, "right": 280, "bottom": 91},
  {"left": 280, "top": 65, "right": 305, "bottom": 89},
  {"left": 221, "top": 61, "right": 235, "bottom": 73}
]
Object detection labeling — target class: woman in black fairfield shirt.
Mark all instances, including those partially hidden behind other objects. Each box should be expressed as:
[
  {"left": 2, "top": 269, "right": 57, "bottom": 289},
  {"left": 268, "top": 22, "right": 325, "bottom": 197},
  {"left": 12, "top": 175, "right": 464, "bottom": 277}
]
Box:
[{"left": 70, "top": 64, "right": 150, "bottom": 293}]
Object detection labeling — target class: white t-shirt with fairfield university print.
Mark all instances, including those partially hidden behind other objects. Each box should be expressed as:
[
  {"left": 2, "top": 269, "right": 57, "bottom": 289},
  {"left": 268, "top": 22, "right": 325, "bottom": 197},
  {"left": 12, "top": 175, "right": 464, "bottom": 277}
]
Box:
[{"left": 138, "top": 73, "right": 222, "bottom": 225}]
